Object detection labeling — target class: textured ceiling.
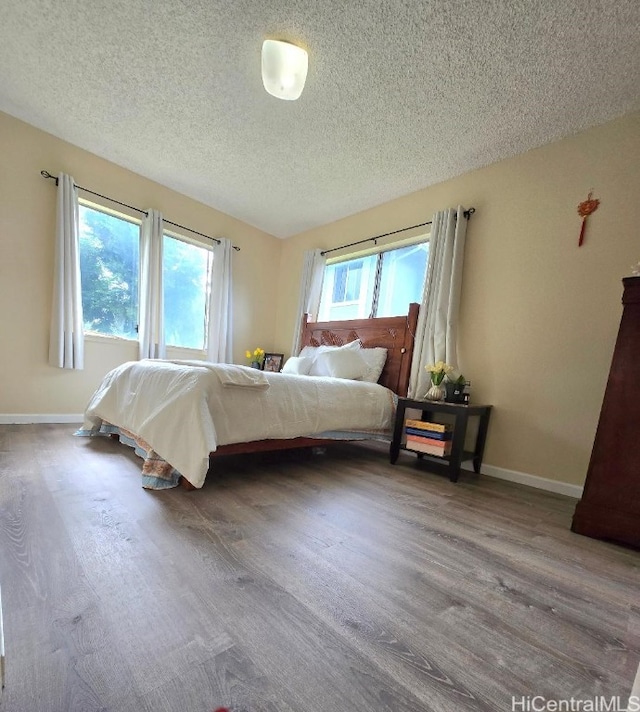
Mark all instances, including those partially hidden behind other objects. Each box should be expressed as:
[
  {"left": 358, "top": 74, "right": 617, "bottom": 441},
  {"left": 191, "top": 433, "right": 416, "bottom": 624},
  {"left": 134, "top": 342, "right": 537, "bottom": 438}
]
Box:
[{"left": 1, "top": 1, "right": 639, "bottom": 238}]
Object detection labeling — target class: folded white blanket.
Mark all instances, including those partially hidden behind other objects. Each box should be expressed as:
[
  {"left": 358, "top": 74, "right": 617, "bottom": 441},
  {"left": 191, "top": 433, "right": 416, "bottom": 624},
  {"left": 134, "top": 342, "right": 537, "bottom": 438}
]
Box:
[
  {"left": 212, "top": 363, "right": 270, "bottom": 389},
  {"left": 168, "top": 360, "right": 269, "bottom": 389}
]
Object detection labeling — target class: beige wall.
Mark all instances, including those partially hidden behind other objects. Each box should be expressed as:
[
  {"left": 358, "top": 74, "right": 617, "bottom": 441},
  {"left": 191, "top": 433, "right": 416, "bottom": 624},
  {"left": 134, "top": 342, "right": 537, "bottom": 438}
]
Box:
[
  {"left": 0, "top": 111, "right": 282, "bottom": 414},
  {"left": 274, "top": 112, "right": 640, "bottom": 486}
]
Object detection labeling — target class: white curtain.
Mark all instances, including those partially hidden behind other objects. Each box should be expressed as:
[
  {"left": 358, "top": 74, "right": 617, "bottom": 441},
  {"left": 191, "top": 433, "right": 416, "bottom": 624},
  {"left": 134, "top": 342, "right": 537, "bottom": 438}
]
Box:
[
  {"left": 138, "top": 209, "right": 166, "bottom": 359},
  {"left": 49, "top": 173, "right": 84, "bottom": 369},
  {"left": 206, "top": 238, "right": 234, "bottom": 363},
  {"left": 408, "top": 206, "right": 468, "bottom": 398},
  {"left": 291, "top": 248, "right": 326, "bottom": 356}
]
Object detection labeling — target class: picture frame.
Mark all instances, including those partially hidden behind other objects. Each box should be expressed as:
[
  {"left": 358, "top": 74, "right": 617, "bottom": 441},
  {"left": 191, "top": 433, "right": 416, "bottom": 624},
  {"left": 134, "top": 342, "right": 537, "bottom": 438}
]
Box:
[{"left": 262, "top": 352, "right": 284, "bottom": 372}]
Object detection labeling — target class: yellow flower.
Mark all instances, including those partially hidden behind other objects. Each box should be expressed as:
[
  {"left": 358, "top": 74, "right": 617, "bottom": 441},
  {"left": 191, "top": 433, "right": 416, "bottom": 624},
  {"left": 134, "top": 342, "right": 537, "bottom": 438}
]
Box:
[
  {"left": 424, "top": 361, "right": 454, "bottom": 385},
  {"left": 246, "top": 347, "right": 266, "bottom": 364}
]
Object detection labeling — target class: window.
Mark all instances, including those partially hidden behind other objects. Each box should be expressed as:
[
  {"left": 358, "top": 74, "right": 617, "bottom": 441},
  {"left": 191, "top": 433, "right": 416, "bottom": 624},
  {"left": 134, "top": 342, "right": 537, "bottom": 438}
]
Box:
[
  {"left": 163, "top": 234, "right": 212, "bottom": 350},
  {"left": 376, "top": 242, "right": 429, "bottom": 317},
  {"left": 320, "top": 255, "right": 377, "bottom": 320},
  {"left": 318, "top": 240, "right": 429, "bottom": 321},
  {"left": 333, "top": 259, "right": 365, "bottom": 303},
  {"left": 78, "top": 202, "right": 212, "bottom": 349},
  {"left": 79, "top": 203, "right": 140, "bottom": 339}
]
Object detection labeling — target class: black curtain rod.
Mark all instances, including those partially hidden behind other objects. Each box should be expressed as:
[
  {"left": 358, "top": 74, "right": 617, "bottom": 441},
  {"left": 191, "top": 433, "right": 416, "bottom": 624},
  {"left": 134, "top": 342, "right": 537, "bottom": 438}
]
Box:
[
  {"left": 40, "top": 170, "right": 240, "bottom": 251},
  {"left": 320, "top": 207, "right": 475, "bottom": 257}
]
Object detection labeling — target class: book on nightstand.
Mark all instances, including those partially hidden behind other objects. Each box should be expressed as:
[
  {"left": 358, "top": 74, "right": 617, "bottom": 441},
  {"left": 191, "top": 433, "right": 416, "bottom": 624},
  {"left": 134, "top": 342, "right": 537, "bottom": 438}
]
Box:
[
  {"left": 405, "top": 436, "right": 452, "bottom": 457},
  {"left": 404, "top": 419, "right": 452, "bottom": 433},
  {"left": 406, "top": 434, "right": 452, "bottom": 448},
  {"left": 405, "top": 427, "right": 452, "bottom": 440}
]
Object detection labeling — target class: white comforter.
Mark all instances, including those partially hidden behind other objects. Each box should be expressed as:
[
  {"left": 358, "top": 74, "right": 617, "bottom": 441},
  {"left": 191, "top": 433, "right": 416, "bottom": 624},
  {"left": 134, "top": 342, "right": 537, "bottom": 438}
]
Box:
[{"left": 81, "top": 359, "right": 396, "bottom": 488}]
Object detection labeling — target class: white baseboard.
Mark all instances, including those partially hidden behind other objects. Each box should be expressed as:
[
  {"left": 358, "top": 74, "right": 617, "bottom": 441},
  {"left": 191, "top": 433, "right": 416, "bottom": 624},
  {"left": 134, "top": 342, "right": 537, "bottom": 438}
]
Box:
[
  {"left": 481, "top": 463, "right": 583, "bottom": 499},
  {"left": 0, "top": 414, "right": 83, "bottom": 424}
]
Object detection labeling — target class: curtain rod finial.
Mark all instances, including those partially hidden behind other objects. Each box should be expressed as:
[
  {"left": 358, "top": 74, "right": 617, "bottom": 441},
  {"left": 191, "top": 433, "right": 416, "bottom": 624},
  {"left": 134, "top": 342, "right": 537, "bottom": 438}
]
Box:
[{"left": 40, "top": 169, "right": 59, "bottom": 185}]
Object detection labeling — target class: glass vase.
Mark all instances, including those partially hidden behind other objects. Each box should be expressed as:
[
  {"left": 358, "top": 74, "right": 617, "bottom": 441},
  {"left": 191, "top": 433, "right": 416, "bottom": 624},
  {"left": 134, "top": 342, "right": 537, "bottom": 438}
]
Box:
[{"left": 425, "top": 382, "right": 446, "bottom": 401}]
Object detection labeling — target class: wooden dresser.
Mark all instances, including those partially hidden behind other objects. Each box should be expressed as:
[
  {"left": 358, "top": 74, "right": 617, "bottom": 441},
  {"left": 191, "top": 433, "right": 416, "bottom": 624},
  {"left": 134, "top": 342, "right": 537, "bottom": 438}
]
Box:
[{"left": 572, "top": 275, "right": 640, "bottom": 548}]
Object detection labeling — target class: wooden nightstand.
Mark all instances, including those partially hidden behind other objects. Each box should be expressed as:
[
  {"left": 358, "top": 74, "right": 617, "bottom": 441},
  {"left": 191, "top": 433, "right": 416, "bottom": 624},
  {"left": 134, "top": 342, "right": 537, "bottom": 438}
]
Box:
[{"left": 390, "top": 398, "right": 492, "bottom": 482}]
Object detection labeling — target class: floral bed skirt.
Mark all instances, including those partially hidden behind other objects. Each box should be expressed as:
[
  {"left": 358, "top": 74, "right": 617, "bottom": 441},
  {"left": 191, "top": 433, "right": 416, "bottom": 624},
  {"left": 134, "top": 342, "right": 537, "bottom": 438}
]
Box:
[{"left": 75, "top": 422, "right": 183, "bottom": 490}]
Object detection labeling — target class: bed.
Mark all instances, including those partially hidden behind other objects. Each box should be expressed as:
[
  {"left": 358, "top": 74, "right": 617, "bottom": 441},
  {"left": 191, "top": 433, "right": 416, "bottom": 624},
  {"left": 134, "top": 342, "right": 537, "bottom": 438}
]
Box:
[{"left": 77, "top": 303, "right": 419, "bottom": 489}]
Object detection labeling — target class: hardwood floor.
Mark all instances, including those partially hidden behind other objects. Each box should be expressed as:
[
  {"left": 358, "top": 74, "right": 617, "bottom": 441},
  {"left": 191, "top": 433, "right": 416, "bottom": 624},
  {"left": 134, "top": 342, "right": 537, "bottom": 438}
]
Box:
[{"left": 0, "top": 424, "right": 638, "bottom": 712}]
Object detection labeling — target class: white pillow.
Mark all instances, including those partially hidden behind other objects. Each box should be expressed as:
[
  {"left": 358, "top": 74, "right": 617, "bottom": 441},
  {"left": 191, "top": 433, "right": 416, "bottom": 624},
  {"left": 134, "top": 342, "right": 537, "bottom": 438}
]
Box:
[
  {"left": 312, "top": 347, "right": 367, "bottom": 380},
  {"left": 282, "top": 356, "right": 313, "bottom": 375},
  {"left": 307, "top": 340, "right": 362, "bottom": 377},
  {"left": 300, "top": 340, "right": 360, "bottom": 360},
  {"left": 359, "top": 347, "right": 388, "bottom": 383},
  {"left": 299, "top": 345, "right": 321, "bottom": 361}
]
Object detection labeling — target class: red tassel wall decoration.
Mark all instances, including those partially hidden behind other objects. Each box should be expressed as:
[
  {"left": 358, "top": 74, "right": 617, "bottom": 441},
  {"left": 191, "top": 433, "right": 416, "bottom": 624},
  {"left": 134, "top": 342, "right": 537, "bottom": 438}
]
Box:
[
  {"left": 577, "top": 191, "right": 600, "bottom": 247},
  {"left": 578, "top": 218, "right": 587, "bottom": 247}
]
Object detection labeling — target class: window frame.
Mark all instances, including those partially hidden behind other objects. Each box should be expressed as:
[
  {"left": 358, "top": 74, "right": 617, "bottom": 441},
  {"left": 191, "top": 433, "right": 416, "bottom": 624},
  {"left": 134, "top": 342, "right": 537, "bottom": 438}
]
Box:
[
  {"left": 77, "top": 198, "right": 213, "bottom": 351},
  {"left": 162, "top": 227, "right": 214, "bottom": 351},
  {"left": 320, "top": 233, "right": 429, "bottom": 320},
  {"left": 77, "top": 198, "right": 142, "bottom": 343}
]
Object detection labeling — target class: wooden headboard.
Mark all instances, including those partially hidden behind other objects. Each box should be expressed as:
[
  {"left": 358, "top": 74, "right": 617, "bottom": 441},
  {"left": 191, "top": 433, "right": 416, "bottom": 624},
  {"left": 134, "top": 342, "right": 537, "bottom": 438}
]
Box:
[{"left": 299, "top": 303, "right": 419, "bottom": 397}]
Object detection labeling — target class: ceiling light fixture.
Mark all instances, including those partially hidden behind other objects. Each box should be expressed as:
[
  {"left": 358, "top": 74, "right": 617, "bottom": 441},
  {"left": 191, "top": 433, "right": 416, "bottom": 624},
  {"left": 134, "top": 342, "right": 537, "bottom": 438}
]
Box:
[{"left": 261, "top": 39, "right": 308, "bottom": 101}]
